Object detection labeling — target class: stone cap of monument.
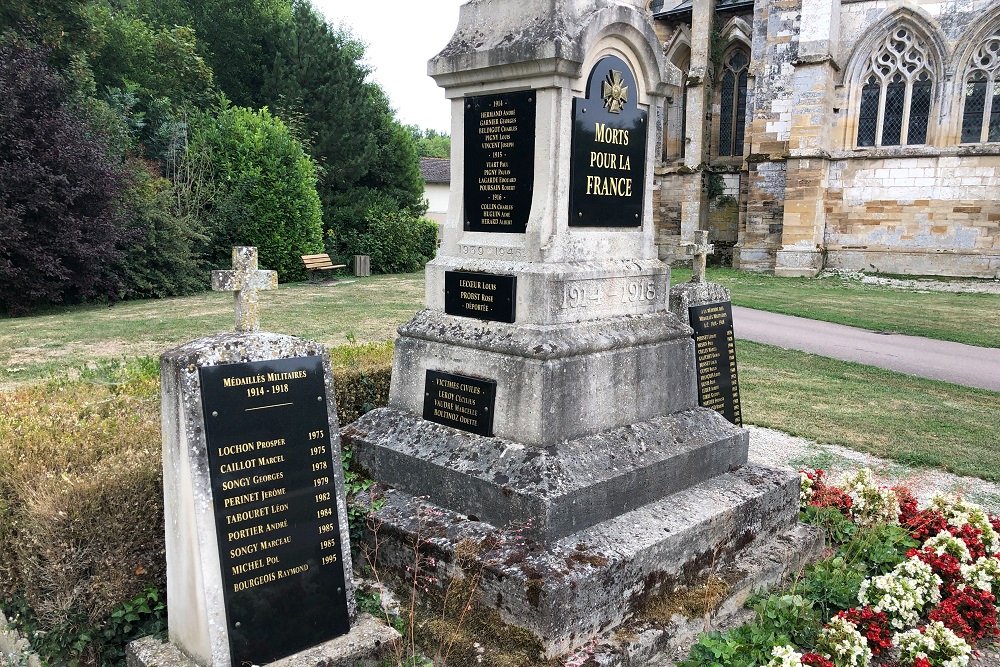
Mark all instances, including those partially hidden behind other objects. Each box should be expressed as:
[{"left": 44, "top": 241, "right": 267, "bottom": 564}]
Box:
[{"left": 429, "top": 0, "right": 667, "bottom": 95}]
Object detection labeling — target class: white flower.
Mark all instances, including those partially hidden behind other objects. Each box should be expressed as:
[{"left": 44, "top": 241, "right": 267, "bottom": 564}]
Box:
[
  {"left": 766, "top": 644, "right": 804, "bottom": 667},
  {"left": 800, "top": 472, "right": 816, "bottom": 509},
  {"left": 960, "top": 555, "right": 1000, "bottom": 594},
  {"left": 859, "top": 556, "right": 942, "bottom": 630},
  {"left": 895, "top": 621, "right": 971, "bottom": 667},
  {"left": 842, "top": 469, "right": 899, "bottom": 527},
  {"left": 816, "top": 616, "right": 871, "bottom": 667},
  {"left": 924, "top": 530, "right": 973, "bottom": 563},
  {"left": 929, "top": 494, "right": 999, "bottom": 553}
]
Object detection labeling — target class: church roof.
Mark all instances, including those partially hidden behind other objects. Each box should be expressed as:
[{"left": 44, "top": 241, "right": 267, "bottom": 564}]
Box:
[
  {"left": 420, "top": 157, "right": 450, "bottom": 184},
  {"left": 652, "top": 0, "right": 754, "bottom": 19}
]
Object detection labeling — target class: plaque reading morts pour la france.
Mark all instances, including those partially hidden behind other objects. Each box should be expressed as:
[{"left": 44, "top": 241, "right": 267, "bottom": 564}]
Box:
[
  {"left": 423, "top": 370, "right": 497, "bottom": 437},
  {"left": 688, "top": 303, "right": 743, "bottom": 425},
  {"left": 569, "top": 55, "right": 647, "bottom": 227},
  {"left": 463, "top": 91, "right": 536, "bottom": 233},
  {"left": 199, "top": 356, "right": 350, "bottom": 665}
]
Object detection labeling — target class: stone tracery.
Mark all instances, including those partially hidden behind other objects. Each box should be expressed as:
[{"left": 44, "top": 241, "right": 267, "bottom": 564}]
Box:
[
  {"left": 961, "top": 28, "right": 1000, "bottom": 143},
  {"left": 856, "top": 26, "right": 935, "bottom": 147}
]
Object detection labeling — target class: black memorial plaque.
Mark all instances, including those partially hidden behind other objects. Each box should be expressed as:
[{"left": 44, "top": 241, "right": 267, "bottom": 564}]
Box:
[
  {"left": 463, "top": 91, "right": 536, "bottom": 233},
  {"left": 199, "top": 356, "right": 350, "bottom": 667},
  {"left": 444, "top": 271, "right": 517, "bottom": 323},
  {"left": 689, "top": 302, "right": 743, "bottom": 425},
  {"left": 569, "top": 55, "right": 648, "bottom": 227},
  {"left": 422, "top": 370, "right": 497, "bottom": 437}
]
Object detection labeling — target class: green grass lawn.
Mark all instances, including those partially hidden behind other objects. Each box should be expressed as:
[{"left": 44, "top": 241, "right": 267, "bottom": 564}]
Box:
[
  {"left": 672, "top": 267, "right": 1000, "bottom": 348},
  {"left": 2, "top": 269, "right": 997, "bottom": 479},
  {"left": 738, "top": 341, "right": 1000, "bottom": 481}
]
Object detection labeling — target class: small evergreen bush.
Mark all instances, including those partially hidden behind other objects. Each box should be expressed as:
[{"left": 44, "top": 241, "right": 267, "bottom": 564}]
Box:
[{"left": 187, "top": 106, "right": 323, "bottom": 281}]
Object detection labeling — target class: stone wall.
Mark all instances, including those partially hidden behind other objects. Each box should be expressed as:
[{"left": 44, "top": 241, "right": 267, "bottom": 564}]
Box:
[{"left": 824, "top": 154, "right": 1000, "bottom": 277}]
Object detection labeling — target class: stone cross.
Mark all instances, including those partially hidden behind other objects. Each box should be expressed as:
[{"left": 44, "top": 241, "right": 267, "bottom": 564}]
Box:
[
  {"left": 211, "top": 246, "right": 277, "bottom": 333},
  {"left": 683, "top": 230, "right": 715, "bottom": 283}
]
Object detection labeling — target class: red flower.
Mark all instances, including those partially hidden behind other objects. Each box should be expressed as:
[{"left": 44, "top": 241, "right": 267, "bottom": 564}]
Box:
[
  {"left": 929, "top": 588, "right": 998, "bottom": 643},
  {"left": 948, "top": 523, "right": 987, "bottom": 561},
  {"left": 909, "top": 547, "right": 964, "bottom": 587},
  {"left": 839, "top": 607, "right": 893, "bottom": 656},
  {"left": 801, "top": 654, "right": 834, "bottom": 667},
  {"left": 904, "top": 509, "right": 949, "bottom": 543},
  {"left": 810, "top": 486, "right": 854, "bottom": 515},
  {"left": 912, "top": 658, "right": 932, "bottom": 667},
  {"left": 895, "top": 486, "right": 920, "bottom": 524}
]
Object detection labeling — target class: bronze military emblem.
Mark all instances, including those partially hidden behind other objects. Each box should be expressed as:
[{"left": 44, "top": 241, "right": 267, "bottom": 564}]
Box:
[{"left": 601, "top": 69, "right": 628, "bottom": 114}]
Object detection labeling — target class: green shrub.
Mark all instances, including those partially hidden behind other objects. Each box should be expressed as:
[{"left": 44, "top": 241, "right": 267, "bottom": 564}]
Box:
[
  {"left": 331, "top": 192, "right": 438, "bottom": 274},
  {"left": 188, "top": 105, "right": 323, "bottom": 281}
]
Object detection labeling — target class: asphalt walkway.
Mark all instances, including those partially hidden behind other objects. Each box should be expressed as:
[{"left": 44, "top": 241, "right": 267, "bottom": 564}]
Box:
[{"left": 731, "top": 305, "right": 1000, "bottom": 392}]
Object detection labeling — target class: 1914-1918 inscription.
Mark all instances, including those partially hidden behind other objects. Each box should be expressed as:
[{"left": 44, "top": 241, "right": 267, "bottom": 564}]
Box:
[
  {"left": 688, "top": 303, "right": 742, "bottom": 425},
  {"left": 200, "top": 356, "right": 349, "bottom": 666},
  {"left": 444, "top": 270, "right": 516, "bottom": 323},
  {"left": 569, "top": 55, "right": 647, "bottom": 227},
  {"left": 423, "top": 370, "right": 497, "bottom": 437},
  {"left": 463, "top": 91, "right": 536, "bottom": 233}
]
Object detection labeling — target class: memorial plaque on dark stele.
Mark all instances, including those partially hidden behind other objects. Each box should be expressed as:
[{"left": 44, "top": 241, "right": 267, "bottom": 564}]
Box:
[
  {"left": 199, "top": 356, "right": 350, "bottom": 666},
  {"left": 568, "top": 55, "right": 648, "bottom": 227},
  {"left": 422, "top": 370, "right": 497, "bottom": 437},
  {"left": 688, "top": 302, "right": 743, "bottom": 425},
  {"left": 463, "top": 90, "right": 536, "bottom": 233},
  {"left": 444, "top": 270, "right": 517, "bottom": 323}
]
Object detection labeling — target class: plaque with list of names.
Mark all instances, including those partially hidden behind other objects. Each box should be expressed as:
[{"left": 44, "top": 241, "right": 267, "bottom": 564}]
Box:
[
  {"left": 463, "top": 91, "right": 536, "bottom": 233},
  {"left": 688, "top": 302, "right": 743, "bottom": 425},
  {"left": 568, "top": 55, "right": 648, "bottom": 227},
  {"left": 444, "top": 270, "right": 517, "bottom": 323},
  {"left": 423, "top": 370, "right": 497, "bottom": 437},
  {"left": 199, "top": 356, "right": 349, "bottom": 666}
]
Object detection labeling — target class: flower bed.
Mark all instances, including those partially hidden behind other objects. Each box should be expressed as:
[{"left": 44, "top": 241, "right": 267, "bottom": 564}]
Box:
[{"left": 681, "top": 468, "right": 1000, "bottom": 667}]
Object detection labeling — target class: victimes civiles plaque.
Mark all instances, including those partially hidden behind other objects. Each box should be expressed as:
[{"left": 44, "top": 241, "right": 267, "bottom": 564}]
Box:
[
  {"left": 199, "top": 356, "right": 349, "bottom": 665},
  {"left": 463, "top": 90, "right": 536, "bottom": 233},
  {"left": 688, "top": 303, "right": 743, "bottom": 425}
]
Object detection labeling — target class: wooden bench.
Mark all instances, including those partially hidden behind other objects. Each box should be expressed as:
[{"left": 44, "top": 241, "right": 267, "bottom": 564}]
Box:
[{"left": 301, "top": 254, "right": 346, "bottom": 280}]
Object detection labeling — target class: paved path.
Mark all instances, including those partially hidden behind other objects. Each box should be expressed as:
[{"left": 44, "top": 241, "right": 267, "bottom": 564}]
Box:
[{"left": 731, "top": 306, "right": 1000, "bottom": 392}]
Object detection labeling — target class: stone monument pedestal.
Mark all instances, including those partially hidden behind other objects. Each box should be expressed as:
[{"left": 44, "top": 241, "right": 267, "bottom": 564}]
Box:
[{"left": 341, "top": 2, "right": 821, "bottom": 663}]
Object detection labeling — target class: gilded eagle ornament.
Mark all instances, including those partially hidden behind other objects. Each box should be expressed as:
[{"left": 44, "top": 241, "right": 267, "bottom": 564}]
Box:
[{"left": 601, "top": 69, "right": 628, "bottom": 113}]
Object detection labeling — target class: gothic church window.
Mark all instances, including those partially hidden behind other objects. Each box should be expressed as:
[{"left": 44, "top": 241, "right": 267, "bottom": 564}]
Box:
[
  {"left": 961, "top": 30, "right": 1000, "bottom": 143},
  {"left": 718, "top": 49, "right": 749, "bottom": 156},
  {"left": 855, "top": 27, "right": 934, "bottom": 147}
]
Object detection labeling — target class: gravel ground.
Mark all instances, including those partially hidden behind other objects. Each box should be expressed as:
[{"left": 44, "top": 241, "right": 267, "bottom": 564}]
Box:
[
  {"left": 747, "top": 425, "right": 1000, "bottom": 512},
  {"left": 819, "top": 269, "right": 1000, "bottom": 295}
]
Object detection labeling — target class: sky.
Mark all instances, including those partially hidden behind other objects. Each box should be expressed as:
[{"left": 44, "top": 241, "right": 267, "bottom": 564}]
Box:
[{"left": 313, "top": 2, "right": 467, "bottom": 134}]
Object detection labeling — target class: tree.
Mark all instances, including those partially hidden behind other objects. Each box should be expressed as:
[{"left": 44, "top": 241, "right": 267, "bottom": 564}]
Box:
[
  {"left": 187, "top": 105, "right": 323, "bottom": 281},
  {"left": 407, "top": 125, "right": 451, "bottom": 158},
  {"left": 0, "top": 41, "right": 128, "bottom": 315},
  {"left": 262, "top": 1, "right": 426, "bottom": 258}
]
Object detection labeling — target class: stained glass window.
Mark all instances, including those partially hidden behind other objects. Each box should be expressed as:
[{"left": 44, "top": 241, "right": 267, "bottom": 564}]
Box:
[
  {"left": 961, "top": 32, "right": 1000, "bottom": 144},
  {"left": 718, "top": 49, "right": 749, "bottom": 157},
  {"left": 854, "top": 26, "right": 934, "bottom": 147}
]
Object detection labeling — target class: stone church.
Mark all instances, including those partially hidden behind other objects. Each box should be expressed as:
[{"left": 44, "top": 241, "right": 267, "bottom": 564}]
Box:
[{"left": 647, "top": 0, "right": 1000, "bottom": 277}]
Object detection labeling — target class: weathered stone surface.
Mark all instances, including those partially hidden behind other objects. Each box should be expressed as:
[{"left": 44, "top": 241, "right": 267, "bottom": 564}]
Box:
[
  {"left": 126, "top": 615, "right": 399, "bottom": 667},
  {"left": 210, "top": 247, "right": 278, "bottom": 333},
  {"left": 356, "top": 464, "right": 809, "bottom": 659},
  {"left": 0, "top": 609, "right": 42, "bottom": 667},
  {"left": 345, "top": 407, "right": 747, "bottom": 542},
  {"left": 668, "top": 281, "right": 732, "bottom": 328},
  {"left": 160, "top": 332, "right": 355, "bottom": 666},
  {"left": 388, "top": 310, "right": 697, "bottom": 445}
]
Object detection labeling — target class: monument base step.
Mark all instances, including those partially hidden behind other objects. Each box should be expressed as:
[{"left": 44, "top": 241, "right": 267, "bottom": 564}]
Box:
[
  {"left": 345, "top": 407, "right": 749, "bottom": 543},
  {"left": 355, "top": 464, "right": 823, "bottom": 661},
  {"left": 125, "top": 614, "right": 400, "bottom": 667}
]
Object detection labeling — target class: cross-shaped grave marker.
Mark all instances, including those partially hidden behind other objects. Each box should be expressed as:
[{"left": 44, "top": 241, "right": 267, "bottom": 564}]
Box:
[
  {"left": 682, "top": 230, "right": 715, "bottom": 283},
  {"left": 212, "top": 246, "right": 277, "bottom": 333}
]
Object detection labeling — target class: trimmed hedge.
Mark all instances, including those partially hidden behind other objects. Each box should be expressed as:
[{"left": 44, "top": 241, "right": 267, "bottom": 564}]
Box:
[{"left": 0, "top": 344, "right": 393, "bottom": 665}]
